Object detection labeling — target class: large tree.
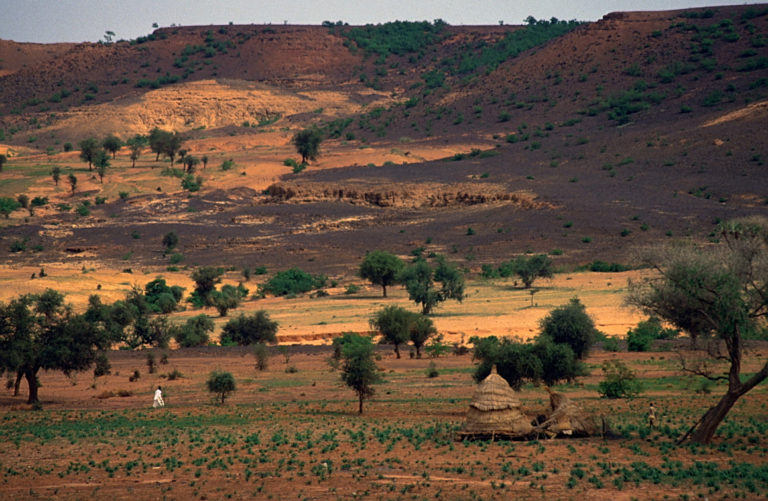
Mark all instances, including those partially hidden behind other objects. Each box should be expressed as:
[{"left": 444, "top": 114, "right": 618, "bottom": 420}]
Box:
[
  {"left": 190, "top": 266, "right": 224, "bottom": 306},
  {"left": 149, "top": 128, "right": 183, "bottom": 164},
  {"left": 126, "top": 135, "right": 146, "bottom": 168},
  {"left": 398, "top": 255, "right": 464, "bottom": 315},
  {"left": 359, "top": 250, "right": 404, "bottom": 297},
  {"left": 78, "top": 137, "right": 100, "bottom": 170},
  {"left": 0, "top": 290, "right": 109, "bottom": 404},
  {"left": 336, "top": 333, "right": 381, "bottom": 414},
  {"left": 513, "top": 254, "right": 554, "bottom": 288},
  {"left": 539, "top": 297, "right": 597, "bottom": 359},
  {"left": 370, "top": 305, "right": 414, "bottom": 358},
  {"left": 627, "top": 217, "right": 768, "bottom": 443},
  {"left": 408, "top": 314, "right": 437, "bottom": 358},
  {"left": 292, "top": 128, "right": 323, "bottom": 164}
]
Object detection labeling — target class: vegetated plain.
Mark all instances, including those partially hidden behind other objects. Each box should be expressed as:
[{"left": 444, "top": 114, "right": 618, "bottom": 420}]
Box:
[
  {"left": 1, "top": 4, "right": 768, "bottom": 500},
  {"left": 1, "top": 345, "right": 767, "bottom": 500}
]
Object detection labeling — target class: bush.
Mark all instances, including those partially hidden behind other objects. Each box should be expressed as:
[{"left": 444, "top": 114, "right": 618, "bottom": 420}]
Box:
[
  {"left": 172, "top": 314, "right": 214, "bottom": 347},
  {"left": 426, "top": 361, "right": 439, "bottom": 378},
  {"left": 598, "top": 360, "right": 642, "bottom": 398},
  {"left": 220, "top": 311, "right": 278, "bottom": 345},
  {"left": 539, "top": 298, "right": 596, "bottom": 359},
  {"left": 207, "top": 370, "right": 236, "bottom": 404},
  {"left": 627, "top": 317, "right": 677, "bottom": 352},
  {"left": 253, "top": 342, "right": 269, "bottom": 371},
  {"left": 260, "top": 267, "right": 326, "bottom": 296}
]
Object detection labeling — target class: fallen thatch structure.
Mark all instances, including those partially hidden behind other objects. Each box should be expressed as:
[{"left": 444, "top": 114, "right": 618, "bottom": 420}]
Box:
[
  {"left": 455, "top": 367, "right": 534, "bottom": 440},
  {"left": 535, "top": 387, "right": 613, "bottom": 438}
]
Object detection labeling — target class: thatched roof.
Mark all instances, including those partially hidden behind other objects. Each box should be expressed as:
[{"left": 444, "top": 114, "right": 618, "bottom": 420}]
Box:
[
  {"left": 469, "top": 367, "right": 521, "bottom": 412},
  {"left": 461, "top": 367, "right": 533, "bottom": 437}
]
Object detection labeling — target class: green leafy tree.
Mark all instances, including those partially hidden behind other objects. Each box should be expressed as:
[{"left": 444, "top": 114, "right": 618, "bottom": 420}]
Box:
[
  {"left": 627, "top": 217, "right": 768, "bottom": 443},
  {"left": 0, "top": 197, "right": 20, "bottom": 218},
  {"left": 359, "top": 250, "right": 404, "bottom": 297},
  {"left": 335, "top": 333, "right": 381, "bottom": 414},
  {"left": 513, "top": 254, "right": 553, "bottom": 288},
  {"left": 539, "top": 298, "right": 597, "bottom": 359},
  {"left": 409, "top": 314, "right": 436, "bottom": 358},
  {"left": 0, "top": 290, "right": 109, "bottom": 404},
  {"left": 68, "top": 174, "right": 77, "bottom": 196},
  {"left": 162, "top": 231, "right": 179, "bottom": 253},
  {"left": 148, "top": 128, "right": 183, "bottom": 164},
  {"left": 220, "top": 311, "right": 278, "bottom": 345},
  {"left": 292, "top": 127, "right": 323, "bottom": 164},
  {"left": 370, "top": 305, "right": 414, "bottom": 358},
  {"left": 190, "top": 267, "right": 223, "bottom": 306},
  {"left": 210, "top": 284, "right": 246, "bottom": 317},
  {"left": 398, "top": 256, "right": 464, "bottom": 315},
  {"left": 260, "top": 268, "right": 326, "bottom": 297},
  {"left": 183, "top": 155, "right": 199, "bottom": 173},
  {"left": 206, "top": 370, "right": 236, "bottom": 404},
  {"left": 51, "top": 166, "right": 61, "bottom": 186},
  {"left": 78, "top": 137, "right": 100, "bottom": 170},
  {"left": 126, "top": 135, "right": 146, "bottom": 168},
  {"left": 201, "top": 155, "right": 208, "bottom": 169},
  {"left": 102, "top": 135, "right": 122, "bottom": 159},
  {"left": 94, "top": 150, "right": 109, "bottom": 183}
]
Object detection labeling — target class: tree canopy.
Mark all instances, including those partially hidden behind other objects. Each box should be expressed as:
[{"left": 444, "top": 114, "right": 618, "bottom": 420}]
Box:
[
  {"left": 370, "top": 305, "right": 414, "bottom": 358},
  {"left": 220, "top": 311, "right": 278, "bottom": 346},
  {"left": 292, "top": 128, "right": 323, "bottom": 164},
  {"left": 335, "top": 333, "right": 381, "bottom": 414},
  {"left": 398, "top": 255, "right": 464, "bottom": 315},
  {"left": 0, "top": 290, "right": 109, "bottom": 404},
  {"left": 627, "top": 217, "right": 768, "bottom": 443},
  {"left": 359, "top": 250, "right": 404, "bottom": 297},
  {"left": 78, "top": 137, "right": 100, "bottom": 170},
  {"left": 539, "top": 297, "right": 597, "bottom": 359}
]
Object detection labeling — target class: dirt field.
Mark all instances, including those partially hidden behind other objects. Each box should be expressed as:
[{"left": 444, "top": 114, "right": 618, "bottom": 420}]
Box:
[{"left": 1, "top": 342, "right": 767, "bottom": 500}]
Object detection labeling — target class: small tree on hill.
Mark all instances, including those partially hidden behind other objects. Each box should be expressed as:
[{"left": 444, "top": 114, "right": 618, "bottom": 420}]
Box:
[
  {"left": 190, "top": 267, "right": 223, "bottom": 306},
  {"left": 359, "top": 250, "right": 404, "bottom": 297},
  {"left": 206, "top": 370, "right": 236, "bottom": 405},
  {"left": 68, "top": 174, "right": 77, "bottom": 197},
  {"left": 370, "top": 305, "right": 414, "bottom": 359},
  {"left": 102, "top": 135, "right": 122, "bottom": 159},
  {"left": 78, "top": 137, "right": 100, "bottom": 170},
  {"left": 539, "top": 297, "right": 597, "bottom": 359},
  {"left": 162, "top": 231, "right": 178, "bottom": 253},
  {"left": 0, "top": 197, "right": 20, "bottom": 219},
  {"left": 94, "top": 150, "right": 109, "bottom": 183},
  {"left": 126, "top": 136, "right": 145, "bottom": 168},
  {"left": 51, "top": 166, "right": 61, "bottom": 186},
  {"left": 335, "top": 333, "right": 381, "bottom": 414},
  {"left": 292, "top": 128, "right": 323, "bottom": 164}
]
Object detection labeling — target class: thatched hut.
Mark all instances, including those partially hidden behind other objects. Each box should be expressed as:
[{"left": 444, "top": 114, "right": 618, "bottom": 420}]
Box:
[
  {"left": 536, "top": 387, "right": 611, "bottom": 438},
  {"left": 457, "top": 367, "right": 534, "bottom": 440}
]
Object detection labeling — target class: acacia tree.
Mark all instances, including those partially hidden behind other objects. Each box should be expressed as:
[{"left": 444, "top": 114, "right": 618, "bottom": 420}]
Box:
[
  {"left": 292, "top": 128, "right": 322, "bottom": 164},
  {"left": 68, "top": 174, "right": 77, "bottom": 197},
  {"left": 78, "top": 137, "right": 100, "bottom": 170},
  {"left": 102, "top": 135, "right": 122, "bottom": 159},
  {"left": 513, "top": 254, "right": 554, "bottom": 288},
  {"left": 409, "top": 314, "right": 437, "bottom": 358},
  {"left": 627, "top": 217, "right": 768, "bottom": 443},
  {"left": 359, "top": 250, "right": 404, "bottom": 297},
  {"left": 336, "top": 333, "right": 381, "bottom": 414},
  {"left": 51, "top": 166, "right": 61, "bottom": 186},
  {"left": 206, "top": 370, "right": 236, "bottom": 405},
  {"left": 370, "top": 305, "right": 414, "bottom": 358},
  {"left": 0, "top": 290, "right": 109, "bottom": 404},
  {"left": 126, "top": 135, "right": 145, "bottom": 168},
  {"left": 398, "top": 255, "right": 464, "bottom": 315},
  {"left": 94, "top": 150, "right": 109, "bottom": 183}
]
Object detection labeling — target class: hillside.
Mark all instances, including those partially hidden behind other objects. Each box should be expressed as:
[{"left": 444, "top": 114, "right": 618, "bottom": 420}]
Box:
[{"left": 0, "top": 4, "right": 767, "bottom": 278}]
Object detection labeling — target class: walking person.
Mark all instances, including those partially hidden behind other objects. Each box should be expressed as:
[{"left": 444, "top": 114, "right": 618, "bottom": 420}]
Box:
[
  {"left": 648, "top": 402, "right": 656, "bottom": 429},
  {"left": 153, "top": 385, "right": 165, "bottom": 408}
]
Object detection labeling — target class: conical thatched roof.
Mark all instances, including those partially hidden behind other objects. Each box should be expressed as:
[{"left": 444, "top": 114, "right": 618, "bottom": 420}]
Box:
[
  {"left": 469, "top": 367, "right": 521, "bottom": 412},
  {"left": 461, "top": 367, "right": 533, "bottom": 437}
]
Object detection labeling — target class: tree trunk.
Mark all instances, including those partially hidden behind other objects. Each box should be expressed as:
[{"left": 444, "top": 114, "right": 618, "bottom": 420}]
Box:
[
  {"left": 382, "top": 285, "right": 387, "bottom": 298},
  {"left": 358, "top": 393, "right": 364, "bottom": 414},
  {"left": 415, "top": 346, "right": 422, "bottom": 359},
  {"left": 24, "top": 368, "right": 39, "bottom": 404},
  {"left": 394, "top": 344, "right": 401, "bottom": 359},
  {"left": 13, "top": 370, "right": 22, "bottom": 396},
  {"left": 689, "top": 390, "right": 742, "bottom": 443}
]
